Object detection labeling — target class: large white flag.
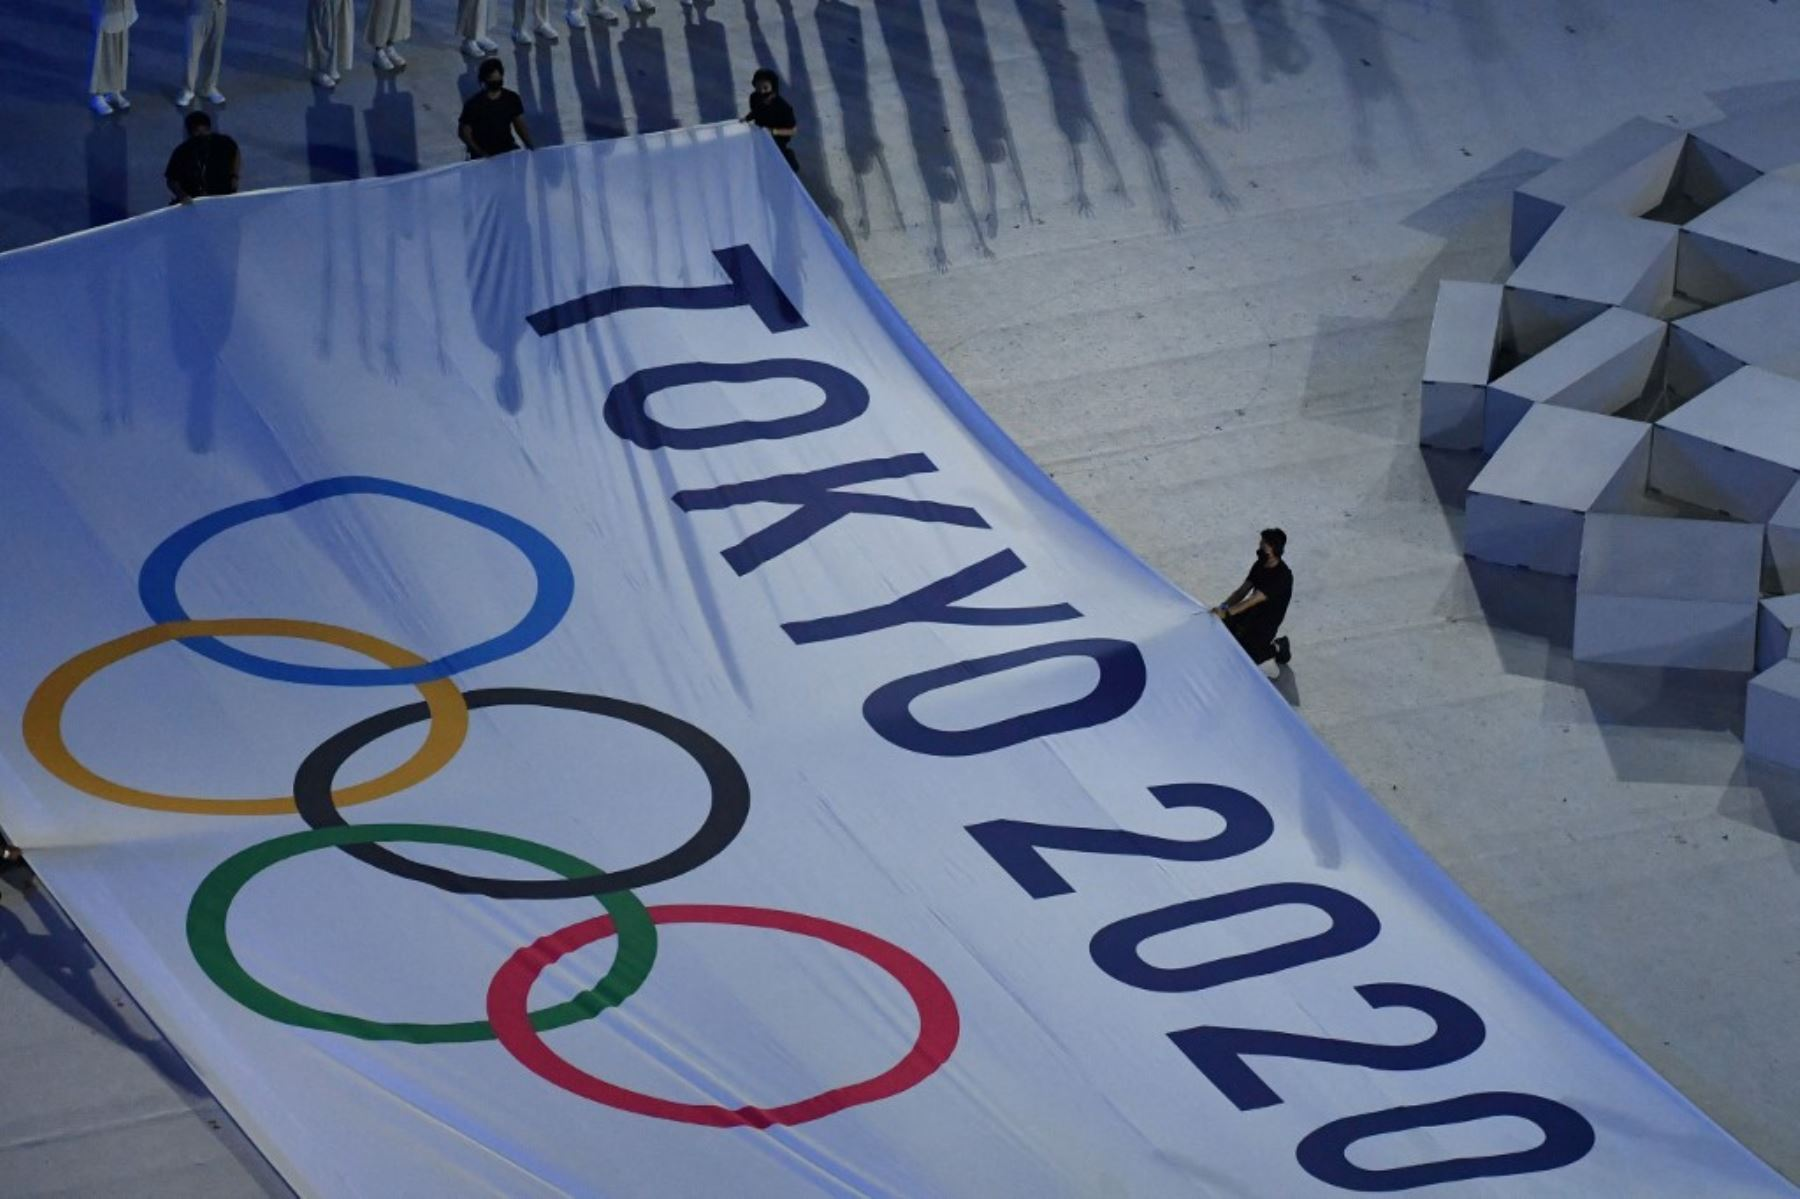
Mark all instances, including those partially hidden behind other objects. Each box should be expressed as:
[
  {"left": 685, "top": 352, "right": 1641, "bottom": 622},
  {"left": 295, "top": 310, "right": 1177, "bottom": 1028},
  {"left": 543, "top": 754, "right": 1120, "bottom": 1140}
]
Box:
[{"left": 0, "top": 125, "right": 1789, "bottom": 1197}]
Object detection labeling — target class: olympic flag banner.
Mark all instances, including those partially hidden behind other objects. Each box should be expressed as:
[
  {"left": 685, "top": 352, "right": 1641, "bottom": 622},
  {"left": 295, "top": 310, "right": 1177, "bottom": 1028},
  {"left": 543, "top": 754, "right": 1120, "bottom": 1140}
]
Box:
[{"left": 0, "top": 125, "right": 1789, "bottom": 1198}]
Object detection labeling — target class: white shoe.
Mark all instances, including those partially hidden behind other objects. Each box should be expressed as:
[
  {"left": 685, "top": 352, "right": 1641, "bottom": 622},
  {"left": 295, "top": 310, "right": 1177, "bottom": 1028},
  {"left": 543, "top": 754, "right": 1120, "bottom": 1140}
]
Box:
[
  {"left": 512, "top": 25, "right": 535, "bottom": 43},
  {"left": 1259, "top": 659, "right": 1281, "bottom": 679},
  {"left": 477, "top": 35, "right": 500, "bottom": 51},
  {"left": 566, "top": 6, "right": 588, "bottom": 27},
  {"left": 386, "top": 46, "right": 406, "bottom": 68},
  {"left": 374, "top": 46, "right": 395, "bottom": 70},
  {"left": 106, "top": 92, "right": 130, "bottom": 110},
  {"left": 174, "top": 87, "right": 195, "bottom": 107},
  {"left": 461, "top": 37, "right": 484, "bottom": 56},
  {"left": 88, "top": 93, "right": 113, "bottom": 115},
  {"left": 591, "top": 2, "right": 619, "bottom": 18},
  {"left": 533, "top": 19, "right": 561, "bottom": 39},
  {"left": 204, "top": 89, "right": 226, "bottom": 104},
  {"left": 313, "top": 71, "right": 337, "bottom": 88}
]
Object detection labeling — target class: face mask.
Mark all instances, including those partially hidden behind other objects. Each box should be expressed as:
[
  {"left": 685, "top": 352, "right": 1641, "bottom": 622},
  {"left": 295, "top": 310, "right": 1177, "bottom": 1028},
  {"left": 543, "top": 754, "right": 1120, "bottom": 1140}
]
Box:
[{"left": 484, "top": 78, "right": 503, "bottom": 92}]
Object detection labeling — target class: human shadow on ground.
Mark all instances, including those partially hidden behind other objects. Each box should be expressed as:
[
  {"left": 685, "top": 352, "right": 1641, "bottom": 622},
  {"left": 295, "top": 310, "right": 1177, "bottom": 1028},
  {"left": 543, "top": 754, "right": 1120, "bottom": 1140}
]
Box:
[
  {"left": 871, "top": 0, "right": 987, "bottom": 267},
  {"left": 620, "top": 10, "right": 678, "bottom": 133},
  {"left": 0, "top": 885, "right": 206, "bottom": 1098},
  {"left": 1180, "top": 0, "right": 1248, "bottom": 129},
  {"left": 1092, "top": 0, "right": 1235, "bottom": 229},
  {"left": 570, "top": 21, "right": 627, "bottom": 140},
  {"left": 1011, "top": 0, "right": 1125, "bottom": 218},
  {"left": 938, "top": 0, "right": 1031, "bottom": 239},
  {"left": 814, "top": 0, "right": 901, "bottom": 240},
  {"left": 1316, "top": 0, "right": 1425, "bottom": 169}
]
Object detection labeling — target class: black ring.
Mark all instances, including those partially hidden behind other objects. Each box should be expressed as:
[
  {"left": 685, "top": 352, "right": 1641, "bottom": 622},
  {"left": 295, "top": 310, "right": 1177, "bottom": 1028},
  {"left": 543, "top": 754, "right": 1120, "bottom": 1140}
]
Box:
[{"left": 293, "top": 687, "right": 751, "bottom": 899}]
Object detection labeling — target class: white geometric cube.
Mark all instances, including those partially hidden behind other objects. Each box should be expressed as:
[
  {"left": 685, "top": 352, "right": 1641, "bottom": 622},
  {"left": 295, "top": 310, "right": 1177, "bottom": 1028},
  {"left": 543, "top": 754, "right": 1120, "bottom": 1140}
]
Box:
[
  {"left": 1757, "top": 595, "right": 1800, "bottom": 673},
  {"left": 1467, "top": 407, "right": 1651, "bottom": 576},
  {"left": 1651, "top": 367, "right": 1800, "bottom": 521},
  {"left": 1770, "top": 482, "right": 1800, "bottom": 595},
  {"left": 1673, "top": 279, "right": 1800, "bottom": 381},
  {"left": 1512, "top": 118, "right": 1688, "bottom": 260},
  {"left": 1574, "top": 514, "right": 1764, "bottom": 670},
  {"left": 1688, "top": 95, "right": 1800, "bottom": 177},
  {"left": 1678, "top": 174, "right": 1800, "bottom": 306},
  {"left": 1510, "top": 208, "right": 1679, "bottom": 317},
  {"left": 1420, "top": 281, "right": 1505, "bottom": 450},
  {"left": 1745, "top": 660, "right": 1800, "bottom": 771},
  {"left": 1484, "top": 307, "right": 1664, "bottom": 452}
]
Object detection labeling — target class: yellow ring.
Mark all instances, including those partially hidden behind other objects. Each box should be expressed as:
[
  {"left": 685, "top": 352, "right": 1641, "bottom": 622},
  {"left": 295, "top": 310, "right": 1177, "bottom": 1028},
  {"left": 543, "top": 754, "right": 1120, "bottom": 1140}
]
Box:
[{"left": 22, "top": 619, "right": 469, "bottom": 816}]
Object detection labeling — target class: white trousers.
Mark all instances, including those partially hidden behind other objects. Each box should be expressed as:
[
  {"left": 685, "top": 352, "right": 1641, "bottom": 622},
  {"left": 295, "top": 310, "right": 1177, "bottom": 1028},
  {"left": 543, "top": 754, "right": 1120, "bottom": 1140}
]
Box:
[
  {"left": 305, "top": 0, "right": 354, "bottom": 75},
  {"left": 184, "top": 2, "right": 226, "bottom": 93},
  {"left": 89, "top": 28, "right": 129, "bottom": 95},
  {"left": 364, "top": 0, "right": 410, "bottom": 48},
  {"left": 457, "top": 0, "right": 489, "bottom": 39},
  {"left": 513, "top": 0, "right": 549, "bottom": 34}
]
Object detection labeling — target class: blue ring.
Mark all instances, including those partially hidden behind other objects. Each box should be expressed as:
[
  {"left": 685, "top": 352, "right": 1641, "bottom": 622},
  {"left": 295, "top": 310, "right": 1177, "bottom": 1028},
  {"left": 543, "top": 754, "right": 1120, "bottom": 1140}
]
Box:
[{"left": 139, "top": 477, "right": 573, "bottom": 687}]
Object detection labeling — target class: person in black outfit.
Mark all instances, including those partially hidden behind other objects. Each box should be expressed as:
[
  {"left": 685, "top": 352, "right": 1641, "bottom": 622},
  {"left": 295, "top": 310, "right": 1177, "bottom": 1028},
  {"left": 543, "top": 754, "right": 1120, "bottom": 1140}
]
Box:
[
  {"left": 459, "top": 58, "right": 535, "bottom": 159},
  {"left": 164, "top": 110, "right": 240, "bottom": 205},
  {"left": 1212, "top": 527, "right": 1293, "bottom": 676},
  {"left": 742, "top": 67, "right": 799, "bottom": 172}
]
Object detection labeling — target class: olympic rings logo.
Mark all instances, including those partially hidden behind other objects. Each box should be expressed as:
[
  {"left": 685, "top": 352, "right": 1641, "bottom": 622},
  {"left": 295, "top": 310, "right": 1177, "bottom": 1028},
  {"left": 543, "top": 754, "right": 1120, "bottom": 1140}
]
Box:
[{"left": 20, "top": 475, "right": 959, "bottom": 1128}]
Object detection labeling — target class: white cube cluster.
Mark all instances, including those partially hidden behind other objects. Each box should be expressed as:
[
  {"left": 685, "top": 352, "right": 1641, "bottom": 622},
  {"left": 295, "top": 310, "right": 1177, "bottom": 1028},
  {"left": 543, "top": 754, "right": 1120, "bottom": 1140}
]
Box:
[{"left": 1422, "top": 98, "right": 1800, "bottom": 769}]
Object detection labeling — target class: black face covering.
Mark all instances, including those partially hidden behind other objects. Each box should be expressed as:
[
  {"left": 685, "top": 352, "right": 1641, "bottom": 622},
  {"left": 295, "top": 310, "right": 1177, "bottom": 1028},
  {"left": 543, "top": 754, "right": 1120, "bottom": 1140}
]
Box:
[{"left": 484, "top": 77, "right": 503, "bottom": 92}]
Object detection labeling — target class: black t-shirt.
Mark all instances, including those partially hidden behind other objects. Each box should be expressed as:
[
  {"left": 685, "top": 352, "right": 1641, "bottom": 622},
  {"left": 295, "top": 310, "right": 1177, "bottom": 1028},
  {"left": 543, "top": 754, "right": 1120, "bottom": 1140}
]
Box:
[
  {"left": 747, "top": 92, "right": 797, "bottom": 146},
  {"left": 460, "top": 88, "right": 525, "bottom": 157},
  {"left": 165, "top": 133, "right": 239, "bottom": 199},
  {"left": 1241, "top": 557, "right": 1293, "bottom": 633}
]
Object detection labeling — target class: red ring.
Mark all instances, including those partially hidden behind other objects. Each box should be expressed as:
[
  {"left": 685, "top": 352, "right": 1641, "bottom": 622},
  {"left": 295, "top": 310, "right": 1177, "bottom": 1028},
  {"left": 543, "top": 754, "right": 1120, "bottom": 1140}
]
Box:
[{"left": 486, "top": 903, "right": 959, "bottom": 1128}]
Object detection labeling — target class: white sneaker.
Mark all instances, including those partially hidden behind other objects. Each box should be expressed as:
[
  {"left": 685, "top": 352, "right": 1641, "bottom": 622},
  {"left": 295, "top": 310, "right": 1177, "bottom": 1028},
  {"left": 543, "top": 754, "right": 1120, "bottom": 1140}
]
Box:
[
  {"left": 88, "top": 93, "right": 113, "bottom": 115},
  {"left": 174, "top": 87, "right": 195, "bottom": 107},
  {"left": 1259, "top": 659, "right": 1281, "bottom": 679},
  {"left": 533, "top": 19, "right": 561, "bottom": 39},
  {"left": 476, "top": 35, "right": 500, "bottom": 51},
  {"left": 386, "top": 46, "right": 406, "bottom": 68},
  {"left": 106, "top": 92, "right": 131, "bottom": 110},
  {"left": 511, "top": 25, "right": 535, "bottom": 43},
  {"left": 565, "top": 6, "right": 588, "bottom": 27},
  {"left": 204, "top": 89, "right": 226, "bottom": 104},
  {"left": 461, "top": 37, "right": 484, "bottom": 56},
  {"left": 374, "top": 46, "right": 395, "bottom": 70},
  {"left": 591, "top": 2, "right": 619, "bottom": 18},
  {"left": 313, "top": 71, "right": 337, "bottom": 88}
]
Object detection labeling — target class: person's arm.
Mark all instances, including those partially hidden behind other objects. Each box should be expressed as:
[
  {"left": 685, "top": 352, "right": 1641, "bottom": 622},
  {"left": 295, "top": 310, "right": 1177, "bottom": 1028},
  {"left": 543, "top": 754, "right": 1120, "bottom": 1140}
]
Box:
[
  {"left": 512, "top": 113, "right": 535, "bottom": 150},
  {"left": 460, "top": 120, "right": 483, "bottom": 158},
  {"left": 1211, "top": 576, "right": 1256, "bottom": 617},
  {"left": 228, "top": 143, "right": 241, "bottom": 194},
  {"left": 768, "top": 100, "right": 796, "bottom": 137},
  {"left": 1219, "top": 589, "right": 1267, "bottom": 618},
  {"left": 166, "top": 151, "right": 194, "bottom": 205}
]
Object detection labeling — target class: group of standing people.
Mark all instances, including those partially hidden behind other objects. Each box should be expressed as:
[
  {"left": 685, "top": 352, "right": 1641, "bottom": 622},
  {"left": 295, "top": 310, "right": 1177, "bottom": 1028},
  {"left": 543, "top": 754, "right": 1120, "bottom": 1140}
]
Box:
[
  {"left": 87, "top": 0, "right": 686, "bottom": 112},
  {"left": 88, "top": 0, "right": 227, "bottom": 114}
]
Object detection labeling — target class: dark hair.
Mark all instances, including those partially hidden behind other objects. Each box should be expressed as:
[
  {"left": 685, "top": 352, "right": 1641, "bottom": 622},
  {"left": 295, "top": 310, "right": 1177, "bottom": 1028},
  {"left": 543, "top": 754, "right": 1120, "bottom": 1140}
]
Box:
[
  {"left": 184, "top": 110, "right": 212, "bottom": 134},
  {"left": 479, "top": 57, "right": 505, "bottom": 81},
  {"left": 1260, "top": 527, "right": 1287, "bottom": 556},
  {"left": 752, "top": 68, "right": 781, "bottom": 91}
]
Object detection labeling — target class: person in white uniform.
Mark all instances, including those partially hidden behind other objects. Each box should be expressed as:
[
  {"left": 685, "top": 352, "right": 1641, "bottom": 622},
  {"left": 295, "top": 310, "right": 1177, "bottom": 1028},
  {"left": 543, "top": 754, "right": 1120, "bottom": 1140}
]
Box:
[
  {"left": 365, "top": 0, "right": 411, "bottom": 71},
  {"left": 565, "top": 0, "right": 620, "bottom": 29},
  {"left": 88, "top": 0, "right": 137, "bottom": 115},
  {"left": 176, "top": 0, "right": 228, "bottom": 108},
  {"left": 512, "top": 0, "right": 560, "bottom": 43},
  {"left": 306, "top": 0, "right": 354, "bottom": 89},
  {"left": 457, "top": 0, "right": 500, "bottom": 57}
]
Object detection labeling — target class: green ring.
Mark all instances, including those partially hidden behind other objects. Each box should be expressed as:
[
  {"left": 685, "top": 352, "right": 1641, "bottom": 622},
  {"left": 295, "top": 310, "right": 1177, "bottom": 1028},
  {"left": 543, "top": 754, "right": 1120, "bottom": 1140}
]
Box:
[{"left": 186, "top": 823, "right": 657, "bottom": 1044}]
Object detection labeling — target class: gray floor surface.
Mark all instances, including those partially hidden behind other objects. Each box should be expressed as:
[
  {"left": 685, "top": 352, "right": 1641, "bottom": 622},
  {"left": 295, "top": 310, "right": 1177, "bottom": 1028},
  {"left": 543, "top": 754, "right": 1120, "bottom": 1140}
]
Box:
[{"left": 3, "top": 0, "right": 1800, "bottom": 1193}]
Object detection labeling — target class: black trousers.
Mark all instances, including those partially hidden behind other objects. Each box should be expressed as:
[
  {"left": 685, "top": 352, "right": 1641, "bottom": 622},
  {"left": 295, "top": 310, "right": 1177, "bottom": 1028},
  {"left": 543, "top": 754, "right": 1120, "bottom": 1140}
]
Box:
[{"left": 1224, "top": 613, "right": 1280, "bottom": 664}]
